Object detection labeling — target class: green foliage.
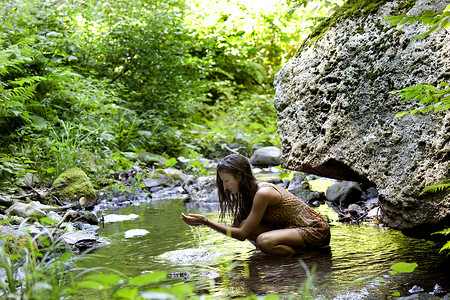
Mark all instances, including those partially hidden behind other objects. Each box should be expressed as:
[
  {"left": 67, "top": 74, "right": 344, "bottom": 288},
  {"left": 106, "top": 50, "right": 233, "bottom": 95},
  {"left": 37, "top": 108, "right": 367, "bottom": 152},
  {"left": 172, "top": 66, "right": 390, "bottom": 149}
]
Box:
[
  {"left": 432, "top": 228, "right": 450, "bottom": 255},
  {"left": 392, "top": 82, "right": 450, "bottom": 117},
  {"left": 389, "top": 262, "right": 418, "bottom": 274},
  {"left": 384, "top": 4, "right": 450, "bottom": 39},
  {"left": 287, "top": 0, "right": 341, "bottom": 16},
  {"left": 298, "top": 0, "right": 382, "bottom": 49},
  {"left": 386, "top": 5, "right": 449, "bottom": 248},
  {"left": 0, "top": 0, "right": 340, "bottom": 193},
  {"left": 0, "top": 220, "right": 76, "bottom": 299},
  {"left": 0, "top": 41, "right": 45, "bottom": 138},
  {"left": 419, "top": 179, "right": 450, "bottom": 195}
]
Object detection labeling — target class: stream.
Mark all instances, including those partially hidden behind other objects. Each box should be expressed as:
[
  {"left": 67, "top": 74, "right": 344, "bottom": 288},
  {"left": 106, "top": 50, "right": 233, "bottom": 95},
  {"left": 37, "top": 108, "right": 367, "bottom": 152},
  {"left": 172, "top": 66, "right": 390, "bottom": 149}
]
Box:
[{"left": 75, "top": 188, "right": 450, "bottom": 299}]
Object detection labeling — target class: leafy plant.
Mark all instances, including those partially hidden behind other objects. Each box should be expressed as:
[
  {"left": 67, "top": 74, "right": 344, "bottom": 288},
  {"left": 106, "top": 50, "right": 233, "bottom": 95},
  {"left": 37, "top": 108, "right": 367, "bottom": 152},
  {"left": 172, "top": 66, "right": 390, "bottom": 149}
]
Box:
[
  {"left": 0, "top": 218, "right": 76, "bottom": 299},
  {"left": 385, "top": 4, "right": 449, "bottom": 258},
  {"left": 392, "top": 82, "right": 450, "bottom": 118},
  {"left": 419, "top": 179, "right": 450, "bottom": 195},
  {"left": 432, "top": 228, "right": 450, "bottom": 255},
  {"left": 384, "top": 4, "right": 450, "bottom": 39}
]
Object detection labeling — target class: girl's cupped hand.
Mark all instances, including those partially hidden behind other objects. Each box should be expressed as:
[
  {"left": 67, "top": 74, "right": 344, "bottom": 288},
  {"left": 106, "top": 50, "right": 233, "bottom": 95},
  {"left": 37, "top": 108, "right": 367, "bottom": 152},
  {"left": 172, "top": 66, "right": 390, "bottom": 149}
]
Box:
[{"left": 181, "top": 213, "right": 207, "bottom": 226}]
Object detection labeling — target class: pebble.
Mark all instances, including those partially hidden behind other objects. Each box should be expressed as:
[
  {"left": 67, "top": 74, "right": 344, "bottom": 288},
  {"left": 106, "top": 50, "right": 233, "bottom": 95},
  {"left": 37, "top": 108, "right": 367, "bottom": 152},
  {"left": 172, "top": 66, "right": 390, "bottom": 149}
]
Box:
[
  {"left": 409, "top": 285, "right": 425, "bottom": 294},
  {"left": 429, "top": 284, "right": 446, "bottom": 295}
]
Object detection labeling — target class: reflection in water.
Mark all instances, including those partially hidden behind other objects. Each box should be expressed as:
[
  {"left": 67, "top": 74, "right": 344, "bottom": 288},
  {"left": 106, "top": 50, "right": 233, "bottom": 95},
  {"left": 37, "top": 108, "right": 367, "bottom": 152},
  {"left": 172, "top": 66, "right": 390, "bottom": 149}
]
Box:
[
  {"left": 239, "top": 248, "right": 333, "bottom": 296},
  {"left": 76, "top": 199, "right": 450, "bottom": 300}
]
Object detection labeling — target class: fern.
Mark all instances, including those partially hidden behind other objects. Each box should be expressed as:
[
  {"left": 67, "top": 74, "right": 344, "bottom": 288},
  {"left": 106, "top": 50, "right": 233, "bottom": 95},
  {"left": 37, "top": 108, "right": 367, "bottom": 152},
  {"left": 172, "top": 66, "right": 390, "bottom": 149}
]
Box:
[
  {"left": 0, "top": 42, "right": 45, "bottom": 132},
  {"left": 432, "top": 228, "right": 450, "bottom": 255},
  {"left": 420, "top": 180, "right": 450, "bottom": 195}
]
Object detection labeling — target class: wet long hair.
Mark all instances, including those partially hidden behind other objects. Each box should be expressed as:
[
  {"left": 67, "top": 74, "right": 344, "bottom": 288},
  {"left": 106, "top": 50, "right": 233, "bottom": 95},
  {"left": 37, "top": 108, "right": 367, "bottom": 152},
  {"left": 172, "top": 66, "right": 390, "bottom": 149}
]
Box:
[{"left": 216, "top": 154, "right": 259, "bottom": 224}]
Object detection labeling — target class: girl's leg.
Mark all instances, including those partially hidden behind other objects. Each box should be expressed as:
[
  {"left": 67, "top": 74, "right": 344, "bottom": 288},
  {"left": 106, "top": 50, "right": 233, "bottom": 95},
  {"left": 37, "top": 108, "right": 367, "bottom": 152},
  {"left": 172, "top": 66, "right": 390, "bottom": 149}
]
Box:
[
  {"left": 255, "top": 228, "right": 305, "bottom": 255},
  {"left": 245, "top": 222, "right": 273, "bottom": 246}
]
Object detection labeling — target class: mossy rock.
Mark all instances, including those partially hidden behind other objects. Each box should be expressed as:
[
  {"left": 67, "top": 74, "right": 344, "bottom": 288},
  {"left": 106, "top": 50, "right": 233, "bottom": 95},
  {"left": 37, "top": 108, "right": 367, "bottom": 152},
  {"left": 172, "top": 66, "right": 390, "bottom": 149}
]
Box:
[
  {"left": 52, "top": 168, "right": 97, "bottom": 208},
  {"left": 0, "top": 226, "right": 37, "bottom": 255}
]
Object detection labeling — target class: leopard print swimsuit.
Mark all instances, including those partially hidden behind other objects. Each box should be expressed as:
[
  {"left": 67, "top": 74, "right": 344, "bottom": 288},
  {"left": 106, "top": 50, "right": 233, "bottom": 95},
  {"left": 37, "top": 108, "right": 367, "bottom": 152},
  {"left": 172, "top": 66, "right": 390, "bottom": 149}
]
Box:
[{"left": 260, "top": 182, "right": 330, "bottom": 248}]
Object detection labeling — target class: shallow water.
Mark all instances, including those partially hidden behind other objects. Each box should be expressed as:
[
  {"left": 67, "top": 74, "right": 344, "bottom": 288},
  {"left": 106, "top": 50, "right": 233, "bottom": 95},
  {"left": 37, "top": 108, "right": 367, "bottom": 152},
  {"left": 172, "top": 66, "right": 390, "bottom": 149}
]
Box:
[{"left": 76, "top": 198, "right": 450, "bottom": 299}]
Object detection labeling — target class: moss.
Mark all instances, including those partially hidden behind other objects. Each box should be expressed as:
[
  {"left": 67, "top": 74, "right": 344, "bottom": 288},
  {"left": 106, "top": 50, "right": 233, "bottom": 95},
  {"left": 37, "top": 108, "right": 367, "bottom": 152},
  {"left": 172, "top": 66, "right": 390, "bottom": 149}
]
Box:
[
  {"left": 298, "top": 0, "right": 419, "bottom": 52},
  {"left": 144, "top": 169, "right": 169, "bottom": 179},
  {"left": 365, "top": 72, "right": 379, "bottom": 81},
  {"left": 395, "top": 0, "right": 416, "bottom": 12},
  {"left": 52, "top": 168, "right": 96, "bottom": 203},
  {"left": 299, "top": 0, "right": 387, "bottom": 51},
  {"left": 1, "top": 234, "right": 35, "bottom": 255}
]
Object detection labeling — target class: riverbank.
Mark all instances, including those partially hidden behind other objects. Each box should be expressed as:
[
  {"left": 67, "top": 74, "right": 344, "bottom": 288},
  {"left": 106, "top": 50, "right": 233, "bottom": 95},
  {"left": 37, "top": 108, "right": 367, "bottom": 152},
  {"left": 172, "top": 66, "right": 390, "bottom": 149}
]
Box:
[{"left": 0, "top": 155, "right": 449, "bottom": 299}]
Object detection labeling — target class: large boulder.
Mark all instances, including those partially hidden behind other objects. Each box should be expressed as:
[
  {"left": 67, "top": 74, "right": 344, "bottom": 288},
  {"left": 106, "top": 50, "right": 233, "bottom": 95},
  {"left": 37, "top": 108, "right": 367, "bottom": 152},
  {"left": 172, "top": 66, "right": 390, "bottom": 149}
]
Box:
[{"left": 273, "top": 0, "right": 449, "bottom": 236}]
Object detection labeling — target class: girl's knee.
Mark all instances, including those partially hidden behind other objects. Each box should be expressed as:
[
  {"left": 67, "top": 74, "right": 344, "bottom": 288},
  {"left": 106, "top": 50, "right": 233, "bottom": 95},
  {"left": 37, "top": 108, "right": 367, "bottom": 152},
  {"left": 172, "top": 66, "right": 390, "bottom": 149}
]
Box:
[{"left": 255, "top": 233, "right": 274, "bottom": 252}]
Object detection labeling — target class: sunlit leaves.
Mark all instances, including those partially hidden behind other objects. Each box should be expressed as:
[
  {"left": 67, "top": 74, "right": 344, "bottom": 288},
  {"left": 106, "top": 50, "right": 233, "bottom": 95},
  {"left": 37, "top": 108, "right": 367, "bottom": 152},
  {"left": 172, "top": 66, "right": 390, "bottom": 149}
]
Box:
[
  {"left": 390, "top": 262, "right": 418, "bottom": 274},
  {"left": 432, "top": 228, "right": 450, "bottom": 255},
  {"left": 392, "top": 82, "right": 450, "bottom": 117},
  {"left": 384, "top": 4, "right": 450, "bottom": 39},
  {"left": 128, "top": 271, "right": 167, "bottom": 286}
]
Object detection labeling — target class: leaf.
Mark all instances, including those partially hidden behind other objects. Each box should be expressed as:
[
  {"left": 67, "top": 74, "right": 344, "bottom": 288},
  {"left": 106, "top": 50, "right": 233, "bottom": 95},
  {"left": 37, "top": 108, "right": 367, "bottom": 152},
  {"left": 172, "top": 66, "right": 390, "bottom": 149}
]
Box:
[
  {"left": 128, "top": 271, "right": 167, "bottom": 286},
  {"left": 420, "top": 180, "right": 450, "bottom": 195},
  {"left": 10, "top": 254, "right": 21, "bottom": 261},
  {"left": 351, "top": 275, "right": 376, "bottom": 284},
  {"left": 390, "top": 262, "right": 418, "bottom": 274},
  {"left": 432, "top": 228, "right": 450, "bottom": 236},
  {"left": 84, "top": 273, "right": 123, "bottom": 286},
  {"left": 164, "top": 157, "right": 177, "bottom": 167},
  {"left": 394, "top": 111, "right": 409, "bottom": 118},
  {"left": 170, "top": 283, "right": 195, "bottom": 297},
  {"left": 77, "top": 280, "right": 103, "bottom": 290},
  {"left": 0, "top": 218, "right": 15, "bottom": 225},
  {"left": 39, "top": 217, "right": 58, "bottom": 225},
  {"left": 438, "top": 241, "right": 450, "bottom": 254},
  {"left": 113, "top": 287, "right": 140, "bottom": 299}
]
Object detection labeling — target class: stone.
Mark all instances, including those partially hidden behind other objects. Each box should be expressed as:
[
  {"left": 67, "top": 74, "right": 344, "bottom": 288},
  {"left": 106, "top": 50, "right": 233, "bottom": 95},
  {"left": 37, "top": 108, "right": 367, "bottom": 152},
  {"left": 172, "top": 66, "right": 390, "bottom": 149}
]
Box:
[
  {"left": 22, "top": 172, "right": 40, "bottom": 187},
  {"left": 346, "top": 204, "right": 365, "bottom": 216},
  {"left": 83, "top": 211, "right": 99, "bottom": 225},
  {"left": 52, "top": 168, "right": 97, "bottom": 208},
  {"left": 287, "top": 173, "right": 311, "bottom": 195},
  {"left": 46, "top": 211, "right": 62, "bottom": 223},
  {"left": 441, "top": 293, "right": 450, "bottom": 300},
  {"left": 326, "top": 181, "right": 362, "bottom": 204},
  {"left": 273, "top": 0, "right": 450, "bottom": 235},
  {"left": 367, "top": 207, "right": 381, "bottom": 218},
  {"left": 141, "top": 169, "right": 175, "bottom": 188},
  {"left": 164, "top": 167, "right": 192, "bottom": 183},
  {"left": 183, "top": 175, "right": 217, "bottom": 202},
  {"left": 250, "top": 146, "right": 282, "bottom": 167},
  {"left": 397, "top": 294, "right": 439, "bottom": 300},
  {"left": 0, "top": 195, "right": 14, "bottom": 207},
  {"left": 151, "top": 186, "right": 189, "bottom": 200},
  {"left": 124, "top": 229, "right": 150, "bottom": 238},
  {"left": 5, "top": 201, "right": 46, "bottom": 219},
  {"left": 135, "top": 152, "right": 166, "bottom": 167},
  {"left": 61, "top": 232, "right": 98, "bottom": 251}
]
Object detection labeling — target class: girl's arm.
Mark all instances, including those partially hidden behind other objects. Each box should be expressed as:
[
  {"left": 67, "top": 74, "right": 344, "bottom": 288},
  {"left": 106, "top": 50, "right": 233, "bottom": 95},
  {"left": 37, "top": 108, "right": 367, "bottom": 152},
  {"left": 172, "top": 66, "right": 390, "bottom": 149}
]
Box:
[{"left": 181, "top": 187, "right": 279, "bottom": 241}]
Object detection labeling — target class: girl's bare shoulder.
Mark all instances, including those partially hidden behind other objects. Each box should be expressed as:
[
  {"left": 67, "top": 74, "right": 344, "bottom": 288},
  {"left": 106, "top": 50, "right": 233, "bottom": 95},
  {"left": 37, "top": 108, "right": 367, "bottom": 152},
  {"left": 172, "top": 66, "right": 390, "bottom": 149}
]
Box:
[{"left": 255, "top": 184, "right": 281, "bottom": 205}]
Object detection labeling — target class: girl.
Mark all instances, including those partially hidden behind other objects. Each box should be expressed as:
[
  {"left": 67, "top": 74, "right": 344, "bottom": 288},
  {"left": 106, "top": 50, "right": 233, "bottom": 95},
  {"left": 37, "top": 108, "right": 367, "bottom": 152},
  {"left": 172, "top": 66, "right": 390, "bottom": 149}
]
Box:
[{"left": 181, "top": 154, "right": 330, "bottom": 255}]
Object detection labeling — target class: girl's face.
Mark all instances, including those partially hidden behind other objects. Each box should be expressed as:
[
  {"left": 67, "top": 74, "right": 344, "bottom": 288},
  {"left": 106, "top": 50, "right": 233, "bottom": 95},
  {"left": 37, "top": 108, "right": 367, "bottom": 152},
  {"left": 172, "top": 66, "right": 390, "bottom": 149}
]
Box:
[{"left": 219, "top": 171, "right": 241, "bottom": 194}]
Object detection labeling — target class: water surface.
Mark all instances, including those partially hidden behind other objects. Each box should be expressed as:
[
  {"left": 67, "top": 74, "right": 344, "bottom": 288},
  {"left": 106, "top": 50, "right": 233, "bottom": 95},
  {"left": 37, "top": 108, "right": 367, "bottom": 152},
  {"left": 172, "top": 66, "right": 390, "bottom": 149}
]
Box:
[{"left": 77, "top": 199, "right": 450, "bottom": 299}]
